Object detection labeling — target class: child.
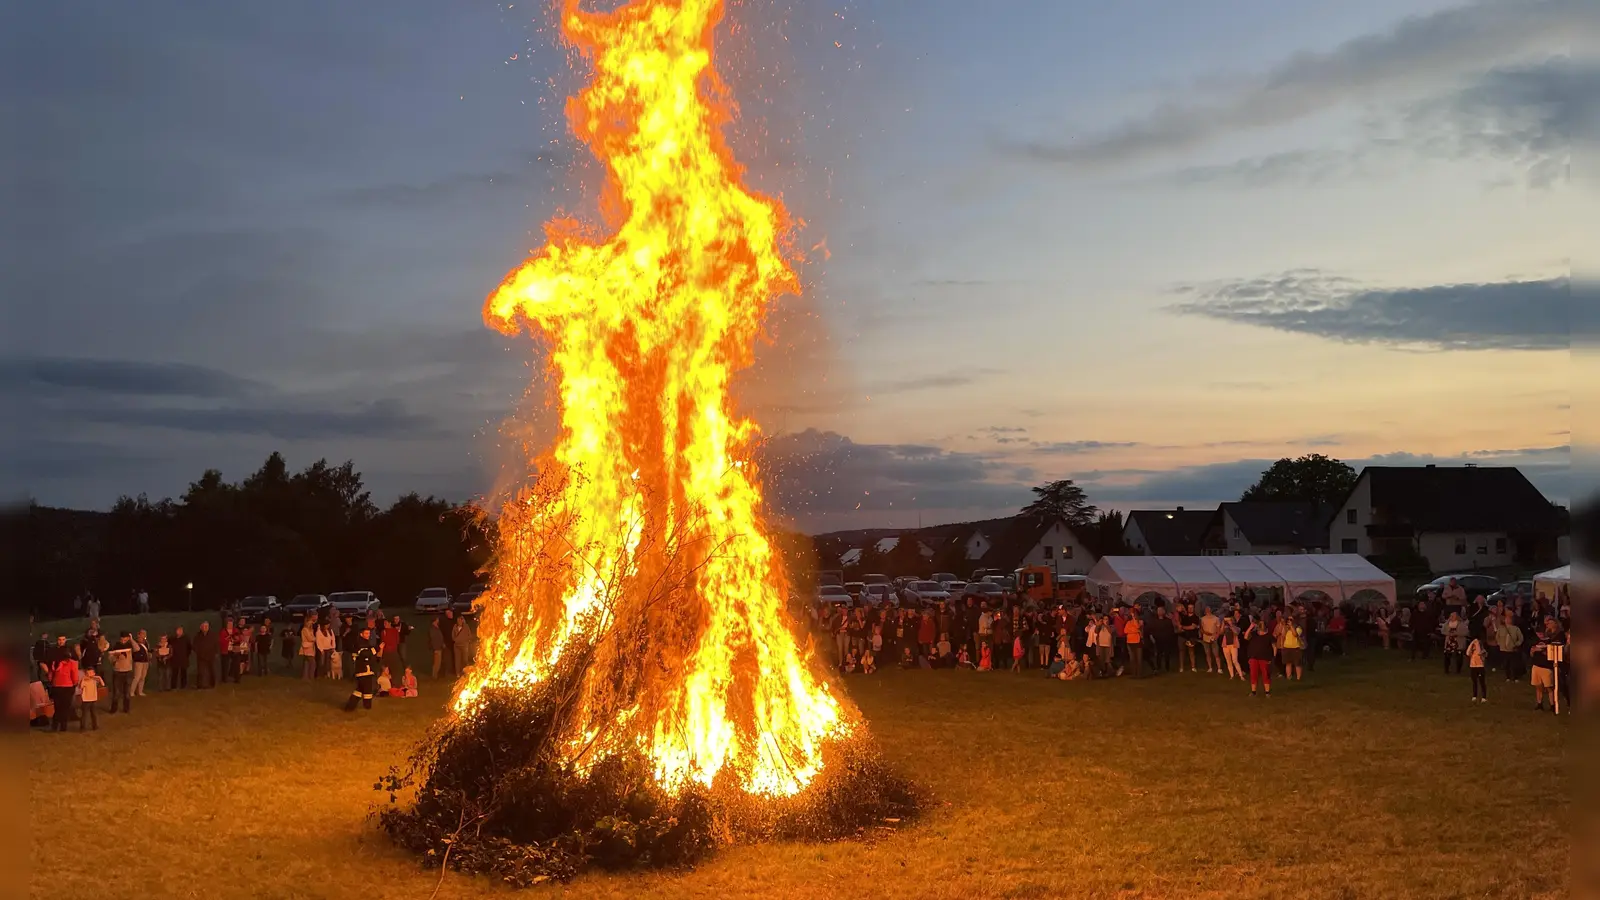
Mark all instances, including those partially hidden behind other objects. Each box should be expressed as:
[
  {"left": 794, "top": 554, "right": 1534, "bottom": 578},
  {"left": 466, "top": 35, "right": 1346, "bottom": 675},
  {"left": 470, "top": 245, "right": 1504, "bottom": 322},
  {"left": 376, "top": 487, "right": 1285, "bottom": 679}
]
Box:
[
  {"left": 843, "top": 650, "right": 858, "bottom": 674},
  {"left": 1011, "top": 634, "right": 1024, "bottom": 672},
  {"left": 871, "top": 625, "right": 883, "bottom": 657},
  {"left": 375, "top": 666, "right": 392, "bottom": 696},
  {"left": 860, "top": 649, "right": 876, "bottom": 675},
  {"left": 1059, "top": 655, "right": 1082, "bottom": 681},
  {"left": 155, "top": 636, "right": 172, "bottom": 692},
  {"left": 329, "top": 646, "right": 344, "bottom": 680},
  {"left": 936, "top": 633, "right": 953, "bottom": 668},
  {"left": 978, "top": 643, "right": 993, "bottom": 672},
  {"left": 401, "top": 667, "right": 418, "bottom": 698},
  {"left": 78, "top": 667, "right": 105, "bottom": 731},
  {"left": 1466, "top": 635, "right": 1488, "bottom": 703}
]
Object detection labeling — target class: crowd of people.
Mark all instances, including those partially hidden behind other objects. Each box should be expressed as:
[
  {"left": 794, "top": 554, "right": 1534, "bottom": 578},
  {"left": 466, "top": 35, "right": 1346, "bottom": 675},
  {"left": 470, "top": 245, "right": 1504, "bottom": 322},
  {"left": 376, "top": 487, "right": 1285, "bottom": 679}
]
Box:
[
  {"left": 26, "top": 608, "right": 479, "bottom": 732},
  {"left": 808, "top": 580, "right": 1573, "bottom": 708}
]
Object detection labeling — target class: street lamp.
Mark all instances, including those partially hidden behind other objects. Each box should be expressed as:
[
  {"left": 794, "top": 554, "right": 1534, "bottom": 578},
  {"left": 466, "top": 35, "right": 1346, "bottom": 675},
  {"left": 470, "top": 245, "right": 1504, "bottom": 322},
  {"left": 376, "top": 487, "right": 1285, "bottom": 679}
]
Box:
[{"left": 186, "top": 582, "right": 194, "bottom": 611}]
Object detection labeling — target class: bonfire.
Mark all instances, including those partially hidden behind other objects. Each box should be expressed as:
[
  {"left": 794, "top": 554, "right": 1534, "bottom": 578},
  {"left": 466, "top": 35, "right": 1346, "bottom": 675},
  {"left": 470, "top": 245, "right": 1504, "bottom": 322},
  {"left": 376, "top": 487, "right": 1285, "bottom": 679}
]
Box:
[{"left": 378, "top": 0, "right": 918, "bottom": 884}]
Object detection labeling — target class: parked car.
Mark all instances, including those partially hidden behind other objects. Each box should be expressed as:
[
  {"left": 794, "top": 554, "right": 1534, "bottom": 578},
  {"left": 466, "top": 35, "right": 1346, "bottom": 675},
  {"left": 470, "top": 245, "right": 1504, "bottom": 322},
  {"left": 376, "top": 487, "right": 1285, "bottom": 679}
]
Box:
[
  {"left": 900, "top": 580, "right": 951, "bottom": 607},
  {"left": 816, "top": 584, "right": 853, "bottom": 604},
  {"left": 329, "top": 590, "right": 381, "bottom": 617},
  {"left": 1415, "top": 574, "right": 1502, "bottom": 602},
  {"left": 862, "top": 573, "right": 891, "bottom": 586},
  {"left": 1489, "top": 580, "right": 1534, "bottom": 605},
  {"left": 415, "top": 587, "right": 452, "bottom": 614},
  {"left": 453, "top": 583, "right": 488, "bottom": 615},
  {"left": 961, "top": 582, "right": 1005, "bottom": 604},
  {"left": 844, "top": 582, "right": 866, "bottom": 602},
  {"left": 863, "top": 584, "right": 896, "bottom": 606},
  {"left": 931, "top": 572, "right": 958, "bottom": 585},
  {"left": 283, "top": 593, "right": 331, "bottom": 619},
  {"left": 236, "top": 595, "right": 282, "bottom": 623}
]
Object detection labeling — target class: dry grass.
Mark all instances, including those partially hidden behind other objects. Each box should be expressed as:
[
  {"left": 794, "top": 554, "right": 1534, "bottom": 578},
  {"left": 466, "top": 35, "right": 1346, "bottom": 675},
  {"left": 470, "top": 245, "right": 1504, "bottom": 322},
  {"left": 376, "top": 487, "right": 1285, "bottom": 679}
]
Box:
[{"left": 27, "top": 616, "right": 1568, "bottom": 900}]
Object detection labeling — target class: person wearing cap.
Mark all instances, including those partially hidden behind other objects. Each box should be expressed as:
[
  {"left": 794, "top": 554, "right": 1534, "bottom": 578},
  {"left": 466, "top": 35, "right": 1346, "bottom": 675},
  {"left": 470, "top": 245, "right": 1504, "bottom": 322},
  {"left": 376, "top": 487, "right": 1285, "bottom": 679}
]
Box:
[{"left": 344, "top": 628, "right": 381, "bottom": 712}]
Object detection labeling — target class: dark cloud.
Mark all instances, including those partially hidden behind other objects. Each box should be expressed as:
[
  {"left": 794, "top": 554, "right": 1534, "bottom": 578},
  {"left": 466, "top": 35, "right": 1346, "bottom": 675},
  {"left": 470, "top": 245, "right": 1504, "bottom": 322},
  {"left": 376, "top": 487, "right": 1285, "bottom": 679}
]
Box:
[
  {"left": 1031, "top": 440, "right": 1143, "bottom": 454},
  {"left": 866, "top": 369, "right": 1005, "bottom": 395},
  {"left": 1161, "top": 57, "right": 1595, "bottom": 189},
  {"left": 1170, "top": 270, "right": 1569, "bottom": 351},
  {"left": 74, "top": 398, "right": 438, "bottom": 441},
  {"left": 1007, "top": 0, "right": 1590, "bottom": 167},
  {"left": 0, "top": 357, "right": 261, "bottom": 398}
]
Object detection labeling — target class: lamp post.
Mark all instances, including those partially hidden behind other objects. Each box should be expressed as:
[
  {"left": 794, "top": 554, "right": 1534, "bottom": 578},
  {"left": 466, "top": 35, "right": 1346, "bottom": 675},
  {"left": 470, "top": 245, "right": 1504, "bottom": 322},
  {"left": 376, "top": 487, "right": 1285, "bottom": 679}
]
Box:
[{"left": 186, "top": 582, "right": 194, "bottom": 611}]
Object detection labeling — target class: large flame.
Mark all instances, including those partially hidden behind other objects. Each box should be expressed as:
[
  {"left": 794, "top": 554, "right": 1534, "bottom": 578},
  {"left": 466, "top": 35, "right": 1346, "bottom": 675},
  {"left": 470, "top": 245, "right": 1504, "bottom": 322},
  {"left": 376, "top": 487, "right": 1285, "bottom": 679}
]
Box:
[{"left": 455, "top": 0, "right": 848, "bottom": 797}]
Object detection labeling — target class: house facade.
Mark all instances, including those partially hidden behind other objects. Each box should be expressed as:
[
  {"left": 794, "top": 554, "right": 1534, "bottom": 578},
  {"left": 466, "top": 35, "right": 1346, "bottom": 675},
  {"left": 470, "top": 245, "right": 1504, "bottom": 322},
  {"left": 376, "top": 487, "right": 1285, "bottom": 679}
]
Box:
[
  {"left": 1327, "top": 464, "right": 1564, "bottom": 573},
  {"left": 954, "top": 515, "right": 1098, "bottom": 576},
  {"left": 1201, "top": 502, "right": 1330, "bottom": 556},
  {"left": 1123, "top": 508, "right": 1213, "bottom": 556}
]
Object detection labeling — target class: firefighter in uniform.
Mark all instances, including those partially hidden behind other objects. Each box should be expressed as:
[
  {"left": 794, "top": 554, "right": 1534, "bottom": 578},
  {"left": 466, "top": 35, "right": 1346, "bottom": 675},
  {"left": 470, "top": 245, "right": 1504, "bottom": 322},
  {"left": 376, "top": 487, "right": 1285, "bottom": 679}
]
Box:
[{"left": 344, "top": 627, "right": 380, "bottom": 712}]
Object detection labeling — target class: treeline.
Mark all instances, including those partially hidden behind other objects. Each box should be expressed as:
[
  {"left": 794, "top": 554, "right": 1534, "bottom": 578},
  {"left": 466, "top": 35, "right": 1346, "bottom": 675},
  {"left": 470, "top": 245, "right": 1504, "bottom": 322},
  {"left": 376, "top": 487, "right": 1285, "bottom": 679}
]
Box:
[{"left": 17, "top": 452, "right": 494, "bottom": 619}]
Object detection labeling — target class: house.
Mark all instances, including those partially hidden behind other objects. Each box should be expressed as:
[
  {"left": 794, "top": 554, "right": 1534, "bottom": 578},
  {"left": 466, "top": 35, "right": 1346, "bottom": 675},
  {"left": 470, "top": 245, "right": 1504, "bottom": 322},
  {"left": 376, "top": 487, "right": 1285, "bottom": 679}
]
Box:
[
  {"left": 969, "top": 515, "right": 1098, "bottom": 576},
  {"left": 1122, "top": 508, "right": 1214, "bottom": 556},
  {"left": 1327, "top": 465, "right": 1565, "bottom": 572},
  {"left": 1201, "top": 502, "right": 1331, "bottom": 556}
]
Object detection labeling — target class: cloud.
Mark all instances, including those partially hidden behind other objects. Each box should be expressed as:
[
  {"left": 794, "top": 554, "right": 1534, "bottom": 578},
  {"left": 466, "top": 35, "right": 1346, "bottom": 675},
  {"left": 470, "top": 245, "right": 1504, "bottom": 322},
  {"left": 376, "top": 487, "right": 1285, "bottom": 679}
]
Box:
[
  {"left": 1160, "top": 57, "right": 1595, "bottom": 189},
  {"left": 1008, "top": 0, "right": 1592, "bottom": 167},
  {"left": 73, "top": 398, "right": 439, "bottom": 441},
  {"left": 1170, "top": 270, "right": 1569, "bottom": 350},
  {"left": 0, "top": 357, "right": 262, "bottom": 398},
  {"left": 328, "top": 169, "right": 542, "bottom": 211},
  {"left": 866, "top": 368, "right": 1004, "bottom": 395},
  {"left": 1031, "top": 440, "right": 1143, "bottom": 454}
]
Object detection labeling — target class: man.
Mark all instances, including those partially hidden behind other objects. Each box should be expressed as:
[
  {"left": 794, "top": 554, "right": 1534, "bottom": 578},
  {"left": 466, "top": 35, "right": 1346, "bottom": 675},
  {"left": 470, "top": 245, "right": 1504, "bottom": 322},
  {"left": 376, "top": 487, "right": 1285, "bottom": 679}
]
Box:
[
  {"left": 131, "top": 629, "right": 151, "bottom": 696},
  {"left": 1529, "top": 623, "right": 1558, "bottom": 712},
  {"left": 170, "top": 625, "right": 192, "bottom": 690},
  {"left": 1177, "top": 601, "right": 1201, "bottom": 673},
  {"left": 137, "top": 588, "right": 150, "bottom": 614},
  {"left": 193, "top": 621, "right": 219, "bottom": 688},
  {"left": 429, "top": 615, "right": 447, "bottom": 678},
  {"left": 85, "top": 593, "right": 101, "bottom": 620},
  {"left": 451, "top": 611, "right": 474, "bottom": 673},
  {"left": 78, "top": 623, "right": 106, "bottom": 679},
  {"left": 391, "top": 615, "right": 415, "bottom": 669},
  {"left": 254, "top": 620, "right": 274, "bottom": 675},
  {"left": 1441, "top": 578, "right": 1467, "bottom": 616},
  {"left": 380, "top": 617, "right": 403, "bottom": 681},
  {"left": 344, "top": 627, "right": 381, "bottom": 712},
  {"left": 106, "top": 632, "right": 135, "bottom": 713},
  {"left": 1200, "top": 605, "right": 1222, "bottom": 673},
  {"left": 220, "top": 617, "right": 239, "bottom": 683},
  {"left": 1410, "top": 600, "right": 1437, "bottom": 660}
]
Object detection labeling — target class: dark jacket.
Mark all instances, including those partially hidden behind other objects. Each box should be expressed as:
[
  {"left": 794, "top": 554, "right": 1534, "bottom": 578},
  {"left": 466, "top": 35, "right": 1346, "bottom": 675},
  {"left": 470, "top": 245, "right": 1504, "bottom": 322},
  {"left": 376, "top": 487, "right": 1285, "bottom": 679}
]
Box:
[
  {"left": 192, "top": 629, "right": 219, "bottom": 661},
  {"left": 171, "top": 633, "right": 192, "bottom": 662},
  {"left": 353, "top": 645, "right": 380, "bottom": 679}
]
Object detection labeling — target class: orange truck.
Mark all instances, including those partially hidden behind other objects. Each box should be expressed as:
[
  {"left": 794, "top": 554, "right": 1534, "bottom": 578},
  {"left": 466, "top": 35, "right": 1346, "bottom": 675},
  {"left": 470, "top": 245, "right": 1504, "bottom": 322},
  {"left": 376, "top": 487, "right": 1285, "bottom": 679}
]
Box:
[{"left": 1014, "top": 566, "right": 1087, "bottom": 604}]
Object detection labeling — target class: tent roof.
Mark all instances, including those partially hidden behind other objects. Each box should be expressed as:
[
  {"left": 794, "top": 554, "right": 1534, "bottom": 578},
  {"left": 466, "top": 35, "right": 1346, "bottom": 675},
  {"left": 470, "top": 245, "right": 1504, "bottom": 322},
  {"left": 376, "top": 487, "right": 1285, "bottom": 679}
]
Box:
[
  {"left": 1301, "top": 553, "right": 1396, "bottom": 604},
  {"left": 1086, "top": 555, "right": 1177, "bottom": 601},
  {"left": 1207, "top": 555, "right": 1288, "bottom": 592},
  {"left": 1535, "top": 564, "right": 1568, "bottom": 583},
  {"left": 1151, "top": 556, "right": 1232, "bottom": 595},
  {"left": 1257, "top": 555, "right": 1344, "bottom": 598}
]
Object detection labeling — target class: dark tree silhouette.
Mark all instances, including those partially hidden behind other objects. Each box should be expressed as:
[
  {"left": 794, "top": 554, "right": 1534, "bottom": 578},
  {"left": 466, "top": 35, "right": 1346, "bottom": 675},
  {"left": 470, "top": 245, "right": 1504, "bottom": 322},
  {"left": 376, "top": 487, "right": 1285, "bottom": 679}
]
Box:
[
  {"left": 1240, "top": 454, "right": 1357, "bottom": 508},
  {"left": 1021, "top": 479, "right": 1098, "bottom": 528}
]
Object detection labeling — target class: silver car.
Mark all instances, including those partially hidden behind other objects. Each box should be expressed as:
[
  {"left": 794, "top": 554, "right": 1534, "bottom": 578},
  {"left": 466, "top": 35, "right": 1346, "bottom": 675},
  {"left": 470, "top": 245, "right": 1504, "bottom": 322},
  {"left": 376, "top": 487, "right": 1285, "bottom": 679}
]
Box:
[{"left": 900, "top": 580, "right": 951, "bottom": 607}]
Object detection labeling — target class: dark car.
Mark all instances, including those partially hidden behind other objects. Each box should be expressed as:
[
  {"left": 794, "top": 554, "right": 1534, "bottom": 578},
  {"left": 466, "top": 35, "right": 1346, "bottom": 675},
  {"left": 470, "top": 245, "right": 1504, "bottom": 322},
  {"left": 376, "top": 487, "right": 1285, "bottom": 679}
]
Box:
[
  {"left": 236, "top": 595, "right": 282, "bottom": 623},
  {"left": 453, "top": 583, "right": 487, "bottom": 615},
  {"left": 1415, "top": 574, "right": 1502, "bottom": 602},
  {"left": 1489, "top": 580, "right": 1534, "bottom": 605},
  {"left": 282, "top": 593, "right": 331, "bottom": 620},
  {"left": 961, "top": 582, "right": 1005, "bottom": 604}
]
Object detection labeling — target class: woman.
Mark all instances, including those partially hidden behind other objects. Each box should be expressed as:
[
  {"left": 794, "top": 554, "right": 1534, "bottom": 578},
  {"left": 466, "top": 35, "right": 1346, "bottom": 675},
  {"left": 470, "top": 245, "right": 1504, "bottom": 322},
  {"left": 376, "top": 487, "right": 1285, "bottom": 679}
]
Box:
[
  {"left": 1374, "top": 605, "right": 1392, "bottom": 650},
  {"left": 917, "top": 608, "right": 937, "bottom": 658},
  {"left": 1220, "top": 617, "right": 1244, "bottom": 680},
  {"left": 1496, "top": 610, "right": 1524, "bottom": 682},
  {"left": 1244, "top": 615, "right": 1275, "bottom": 697},
  {"left": 299, "top": 618, "right": 318, "bottom": 681}
]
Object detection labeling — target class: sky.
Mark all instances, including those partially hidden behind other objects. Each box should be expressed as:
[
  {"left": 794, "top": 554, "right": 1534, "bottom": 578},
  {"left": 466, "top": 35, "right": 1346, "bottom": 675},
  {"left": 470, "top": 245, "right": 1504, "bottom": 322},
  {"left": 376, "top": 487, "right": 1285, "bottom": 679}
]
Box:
[{"left": 4, "top": 0, "right": 1588, "bottom": 532}]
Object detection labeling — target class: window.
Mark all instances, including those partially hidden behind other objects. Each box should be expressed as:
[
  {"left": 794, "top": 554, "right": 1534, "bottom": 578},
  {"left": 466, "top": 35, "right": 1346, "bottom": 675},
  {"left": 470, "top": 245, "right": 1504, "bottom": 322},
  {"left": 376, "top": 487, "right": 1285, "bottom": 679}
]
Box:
[
  {"left": 1042, "top": 545, "right": 1053, "bottom": 559},
  {"left": 1341, "top": 538, "right": 1358, "bottom": 553},
  {"left": 1476, "top": 540, "right": 1488, "bottom": 555},
  {"left": 1346, "top": 508, "right": 1357, "bottom": 524},
  {"left": 1454, "top": 537, "right": 1466, "bottom": 555},
  {"left": 1233, "top": 527, "right": 1241, "bottom": 538},
  {"left": 1062, "top": 546, "right": 1073, "bottom": 559},
  {"left": 1495, "top": 537, "right": 1507, "bottom": 554}
]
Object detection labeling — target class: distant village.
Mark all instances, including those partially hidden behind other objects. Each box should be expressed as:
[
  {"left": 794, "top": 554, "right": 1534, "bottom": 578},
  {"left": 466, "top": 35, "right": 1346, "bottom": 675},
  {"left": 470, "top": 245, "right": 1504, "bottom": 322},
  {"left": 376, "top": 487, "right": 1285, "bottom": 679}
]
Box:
[{"left": 812, "top": 463, "right": 1570, "bottom": 583}]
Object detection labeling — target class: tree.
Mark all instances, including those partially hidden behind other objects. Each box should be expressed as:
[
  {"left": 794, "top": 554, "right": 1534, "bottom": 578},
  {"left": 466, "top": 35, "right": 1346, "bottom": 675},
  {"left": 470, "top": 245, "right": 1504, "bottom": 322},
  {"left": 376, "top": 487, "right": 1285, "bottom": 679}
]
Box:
[
  {"left": 1240, "top": 454, "right": 1357, "bottom": 508},
  {"left": 1020, "top": 479, "right": 1098, "bottom": 528},
  {"left": 882, "top": 534, "right": 927, "bottom": 577},
  {"left": 1085, "top": 510, "right": 1133, "bottom": 558}
]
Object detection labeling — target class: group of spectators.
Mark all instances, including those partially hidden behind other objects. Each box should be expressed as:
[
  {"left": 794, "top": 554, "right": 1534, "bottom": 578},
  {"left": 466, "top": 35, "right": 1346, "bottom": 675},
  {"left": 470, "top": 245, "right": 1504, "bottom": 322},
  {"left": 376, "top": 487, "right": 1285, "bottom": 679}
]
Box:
[
  {"left": 26, "top": 608, "right": 479, "bottom": 732},
  {"left": 809, "top": 580, "right": 1572, "bottom": 708}
]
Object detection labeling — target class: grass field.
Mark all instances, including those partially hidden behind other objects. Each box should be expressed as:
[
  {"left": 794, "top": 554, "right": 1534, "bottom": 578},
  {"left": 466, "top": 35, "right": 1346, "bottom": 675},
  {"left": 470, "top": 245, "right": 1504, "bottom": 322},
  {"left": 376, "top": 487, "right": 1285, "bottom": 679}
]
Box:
[{"left": 28, "top": 613, "right": 1569, "bottom": 900}]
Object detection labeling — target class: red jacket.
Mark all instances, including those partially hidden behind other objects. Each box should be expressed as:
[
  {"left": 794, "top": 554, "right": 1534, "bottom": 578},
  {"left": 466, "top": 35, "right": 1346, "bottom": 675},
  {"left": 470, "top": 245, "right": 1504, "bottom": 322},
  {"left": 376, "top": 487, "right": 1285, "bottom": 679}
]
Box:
[
  {"left": 381, "top": 626, "right": 401, "bottom": 654},
  {"left": 50, "top": 659, "right": 80, "bottom": 689}
]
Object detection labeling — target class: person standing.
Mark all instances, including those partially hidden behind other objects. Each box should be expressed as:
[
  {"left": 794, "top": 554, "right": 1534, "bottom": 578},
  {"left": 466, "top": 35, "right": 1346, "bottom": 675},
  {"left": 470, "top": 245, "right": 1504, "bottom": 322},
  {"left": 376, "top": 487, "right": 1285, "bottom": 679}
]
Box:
[
  {"left": 429, "top": 616, "right": 447, "bottom": 678},
  {"left": 47, "top": 638, "right": 79, "bottom": 732},
  {"left": 106, "top": 633, "right": 135, "bottom": 714},
  {"left": 391, "top": 615, "right": 415, "bottom": 670},
  {"left": 192, "top": 621, "right": 219, "bottom": 688},
  {"left": 1440, "top": 578, "right": 1467, "bottom": 619},
  {"left": 1245, "top": 615, "right": 1275, "bottom": 697},
  {"left": 1410, "top": 600, "right": 1437, "bottom": 661},
  {"left": 253, "top": 621, "right": 273, "bottom": 675},
  {"left": 170, "top": 626, "right": 192, "bottom": 690},
  {"left": 78, "top": 625, "right": 107, "bottom": 683},
  {"left": 379, "top": 618, "right": 403, "bottom": 681},
  {"left": 451, "top": 613, "right": 474, "bottom": 674},
  {"left": 129, "top": 630, "right": 150, "bottom": 697},
  {"left": 85, "top": 594, "right": 101, "bottom": 621},
  {"left": 1220, "top": 617, "right": 1244, "bottom": 680},
  {"left": 78, "top": 665, "right": 104, "bottom": 730},
  {"left": 299, "top": 618, "right": 318, "bottom": 681},
  {"left": 1497, "top": 611, "right": 1524, "bottom": 683},
  {"left": 219, "top": 618, "right": 238, "bottom": 683},
  {"left": 1276, "top": 612, "right": 1305, "bottom": 681},
  {"left": 1122, "top": 611, "right": 1144, "bottom": 678},
  {"left": 137, "top": 588, "right": 150, "bottom": 614},
  {"left": 316, "top": 620, "right": 337, "bottom": 678},
  {"left": 343, "top": 627, "right": 380, "bottom": 713},
  {"left": 1466, "top": 634, "right": 1488, "bottom": 702},
  {"left": 1441, "top": 612, "right": 1467, "bottom": 675},
  {"left": 1200, "top": 605, "right": 1222, "bottom": 674},
  {"left": 1178, "top": 602, "right": 1201, "bottom": 673}
]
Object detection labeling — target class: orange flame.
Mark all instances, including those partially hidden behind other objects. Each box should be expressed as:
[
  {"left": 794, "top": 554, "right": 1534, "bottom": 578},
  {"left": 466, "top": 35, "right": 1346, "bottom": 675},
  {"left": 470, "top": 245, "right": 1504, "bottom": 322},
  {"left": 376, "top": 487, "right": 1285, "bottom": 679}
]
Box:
[{"left": 455, "top": 0, "right": 848, "bottom": 797}]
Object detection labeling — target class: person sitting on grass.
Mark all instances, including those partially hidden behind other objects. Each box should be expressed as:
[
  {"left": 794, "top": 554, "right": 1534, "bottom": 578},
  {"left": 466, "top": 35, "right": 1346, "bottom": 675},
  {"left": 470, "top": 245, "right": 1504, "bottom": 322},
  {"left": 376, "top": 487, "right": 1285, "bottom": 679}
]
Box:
[
  {"left": 977, "top": 642, "right": 992, "bottom": 671},
  {"left": 401, "top": 666, "right": 419, "bottom": 697},
  {"left": 860, "top": 648, "right": 876, "bottom": 675},
  {"left": 937, "top": 633, "right": 954, "bottom": 668},
  {"left": 899, "top": 646, "right": 916, "bottom": 669},
  {"left": 376, "top": 666, "right": 393, "bottom": 696},
  {"left": 956, "top": 646, "right": 973, "bottom": 669}
]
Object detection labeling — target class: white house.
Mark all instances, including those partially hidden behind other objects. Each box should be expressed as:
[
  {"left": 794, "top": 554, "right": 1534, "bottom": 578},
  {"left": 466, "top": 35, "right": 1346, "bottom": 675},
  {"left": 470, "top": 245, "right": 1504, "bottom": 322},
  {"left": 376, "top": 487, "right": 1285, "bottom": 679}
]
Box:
[
  {"left": 1327, "top": 465, "right": 1565, "bottom": 573},
  {"left": 961, "top": 515, "right": 1098, "bottom": 576},
  {"left": 1201, "top": 502, "right": 1330, "bottom": 556},
  {"left": 1123, "top": 508, "right": 1213, "bottom": 556}
]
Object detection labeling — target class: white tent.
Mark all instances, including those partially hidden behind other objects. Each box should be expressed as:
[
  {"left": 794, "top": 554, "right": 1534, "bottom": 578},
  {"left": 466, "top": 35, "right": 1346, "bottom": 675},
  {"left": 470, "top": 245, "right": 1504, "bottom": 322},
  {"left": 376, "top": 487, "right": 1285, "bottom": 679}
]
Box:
[
  {"left": 1534, "top": 564, "right": 1570, "bottom": 600},
  {"left": 1086, "top": 556, "right": 1178, "bottom": 603},
  {"left": 1258, "top": 555, "right": 1345, "bottom": 600},
  {"left": 1208, "top": 555, "right": 1289, "bottom": 596},
  {"left": 1306, "top": 553, "right": 1397, "bottom": 606},
  {"left": 1152, "top": 556, "right": 1233, "bottom": 598}
]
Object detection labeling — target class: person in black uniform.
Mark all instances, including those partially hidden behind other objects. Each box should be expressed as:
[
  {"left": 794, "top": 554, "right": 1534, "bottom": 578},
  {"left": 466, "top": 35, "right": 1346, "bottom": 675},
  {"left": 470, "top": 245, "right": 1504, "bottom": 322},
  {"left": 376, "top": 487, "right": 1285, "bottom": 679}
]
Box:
[{"left": 344, "top": 627, "right": 380, "bottom": 712}]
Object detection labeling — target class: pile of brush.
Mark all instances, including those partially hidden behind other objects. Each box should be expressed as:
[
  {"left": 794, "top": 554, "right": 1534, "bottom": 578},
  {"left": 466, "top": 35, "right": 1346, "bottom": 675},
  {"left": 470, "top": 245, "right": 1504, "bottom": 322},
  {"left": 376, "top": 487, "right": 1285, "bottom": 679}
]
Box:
[{"left": 374, "top": 656, "right": 922, "bottom": 887}]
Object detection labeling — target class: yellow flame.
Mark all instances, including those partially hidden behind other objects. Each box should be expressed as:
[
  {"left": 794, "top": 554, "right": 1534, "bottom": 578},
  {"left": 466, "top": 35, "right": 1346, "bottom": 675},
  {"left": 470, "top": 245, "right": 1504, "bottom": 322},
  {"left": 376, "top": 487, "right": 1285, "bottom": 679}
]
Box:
[{"left": 454, "top": 0, "right": 847, "bottom": 797}]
